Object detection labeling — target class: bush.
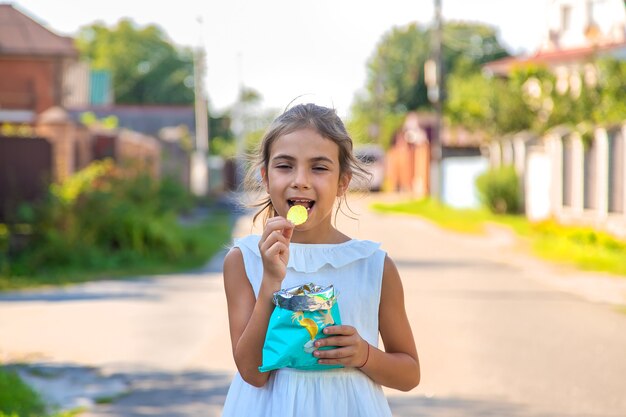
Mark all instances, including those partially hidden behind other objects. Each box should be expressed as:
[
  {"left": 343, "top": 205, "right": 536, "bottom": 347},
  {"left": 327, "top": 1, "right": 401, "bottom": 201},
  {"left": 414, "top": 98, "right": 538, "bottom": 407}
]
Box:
[
  {"left": 475, "top": 165, "right": 521, "bottom": 214},
  {"left": 26, "top": 161, "right": 192, "bottom": 268},
  {"left": 2, "top": 159, "right": 215, "bottom": 281}
]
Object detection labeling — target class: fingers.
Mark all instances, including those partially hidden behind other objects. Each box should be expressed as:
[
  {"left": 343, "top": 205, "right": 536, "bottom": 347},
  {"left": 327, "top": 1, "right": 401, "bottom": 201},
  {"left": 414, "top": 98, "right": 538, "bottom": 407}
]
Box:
[
  {"left": 313, "top": 325, "right": 368, "bottom": 367},
  {"left": 320, "top": 325, "right": 356, "bottom": 336},
  {"left": 260, "top": 217, "right": 294, "bottom": 246},
  {"left": 314, "top": 346, "right": 352, "bottom": 360},
  {"left": 259, "top": 219, "right": 292, "bottom": 253},
  {"left": 258, "top": 217, "right": 294, "bottom": 282},
  {"left": 313, "top": 333, "right": 358, "bottom": 350},
  {"left": 282, "top": 223, "right": 294, "bottom": 241},
  {"left": 313, "top": 326, "right": 357, "bottom": 348},
  {"left": 263, "top": 238, "right": 288, "bottom": 259},
  {"left": 313, "top": 343, "right": 366, "bottom": 367}
]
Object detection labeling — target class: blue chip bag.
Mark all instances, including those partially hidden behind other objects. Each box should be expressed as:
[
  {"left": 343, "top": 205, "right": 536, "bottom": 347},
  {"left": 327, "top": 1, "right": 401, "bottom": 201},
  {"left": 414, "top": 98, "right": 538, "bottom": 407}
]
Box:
[{"left": 259, "top": 283, "right": 342, "bottom": 372}]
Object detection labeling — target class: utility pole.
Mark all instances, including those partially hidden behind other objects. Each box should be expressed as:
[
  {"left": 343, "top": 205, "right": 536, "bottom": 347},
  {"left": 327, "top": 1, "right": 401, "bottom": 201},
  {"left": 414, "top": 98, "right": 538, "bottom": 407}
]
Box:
[
  {"left": 191, "top": 16, "right": 209, "bottom": 196},
  {"left": 429, "top": 0, "right": 443, "bottom": 200},
  {"left": 231, "top": 52, "right": 246, "bottom": 191}
]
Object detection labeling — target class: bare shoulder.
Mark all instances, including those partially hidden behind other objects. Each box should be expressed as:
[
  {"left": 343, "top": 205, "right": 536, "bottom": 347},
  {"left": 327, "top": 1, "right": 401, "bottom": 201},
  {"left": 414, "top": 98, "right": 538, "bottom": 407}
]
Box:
[
  {"left": 223, "top": 246, "right": 247, "bottom": 290},
  {"left": 223, "top": 246, "right": 244, "bottom": 271},
  {"left": 380, "top": 254, "right": 405, "bottom": 303},
  {"left": 382, "top": 254, "right": 401, "bottom": 284}
]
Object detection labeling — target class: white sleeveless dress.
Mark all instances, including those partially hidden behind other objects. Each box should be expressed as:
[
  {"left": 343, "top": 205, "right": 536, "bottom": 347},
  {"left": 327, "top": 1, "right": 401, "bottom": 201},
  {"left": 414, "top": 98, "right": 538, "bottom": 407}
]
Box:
[{"left": 221, "top": 235, "right": 392, "bottom": 417}]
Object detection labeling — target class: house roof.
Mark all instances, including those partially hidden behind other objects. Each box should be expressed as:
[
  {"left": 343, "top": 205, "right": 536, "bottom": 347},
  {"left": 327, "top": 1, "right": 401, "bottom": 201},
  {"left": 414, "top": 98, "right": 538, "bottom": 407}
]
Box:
[
  {"left": 484, "top": 41, "right": 626, "bottom": 76},
  {"left": 0, "top": 3, "right": 77, "bottom": 57}
]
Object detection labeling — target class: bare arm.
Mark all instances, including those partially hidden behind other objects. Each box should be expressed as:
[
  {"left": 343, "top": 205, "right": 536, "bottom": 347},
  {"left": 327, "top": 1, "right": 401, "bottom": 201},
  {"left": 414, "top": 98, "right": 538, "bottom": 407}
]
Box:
[
  {"left": 223, "top": 217, "right": 294, "bottom": 387},
  {"left": 223, "top": 248, "right": 276, "bottom": 387},
  {"left": 313, "top": 255, "right": 420, "bottom": 391},
  {"left": 360, "top": 255, "right": 420, "bottom": 390}
]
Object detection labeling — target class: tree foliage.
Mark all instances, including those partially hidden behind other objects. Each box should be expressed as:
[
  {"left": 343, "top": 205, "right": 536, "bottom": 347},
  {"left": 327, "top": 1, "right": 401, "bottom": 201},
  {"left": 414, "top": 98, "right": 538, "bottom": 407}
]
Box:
[
  {"left": 350, "top": 21, "right": 509, "bottom": 145},
  {"left": 446, "top": 57, "right": 626, "bottom": 137},
  {"left": 594, "top": 58, "right": 626, "bottom": 125},
  {"left": 76, "top": 19, "right": 195, "bottom": 105}
]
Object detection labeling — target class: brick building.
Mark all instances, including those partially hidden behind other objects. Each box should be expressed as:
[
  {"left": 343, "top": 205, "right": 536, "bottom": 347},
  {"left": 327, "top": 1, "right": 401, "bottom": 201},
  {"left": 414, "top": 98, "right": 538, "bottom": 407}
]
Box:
[
  {"left": 0, "top": 3, "right": 79, "bottom": 122},
  {"left": 0, "top": 5, "right": 163, "bottom": 220}
]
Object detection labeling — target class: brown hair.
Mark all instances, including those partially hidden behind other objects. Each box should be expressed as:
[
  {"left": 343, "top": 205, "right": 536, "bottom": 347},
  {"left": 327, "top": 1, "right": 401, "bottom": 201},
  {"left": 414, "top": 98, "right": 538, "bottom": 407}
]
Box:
[{"left": 244, "top": 103, "right": 370, "bottom": 224}]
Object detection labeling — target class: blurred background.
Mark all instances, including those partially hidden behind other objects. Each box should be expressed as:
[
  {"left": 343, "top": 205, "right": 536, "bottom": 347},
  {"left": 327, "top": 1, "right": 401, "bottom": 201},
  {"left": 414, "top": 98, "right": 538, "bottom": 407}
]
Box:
[{"left": 1, "top": 0, "right": 626, "bottom": 415}]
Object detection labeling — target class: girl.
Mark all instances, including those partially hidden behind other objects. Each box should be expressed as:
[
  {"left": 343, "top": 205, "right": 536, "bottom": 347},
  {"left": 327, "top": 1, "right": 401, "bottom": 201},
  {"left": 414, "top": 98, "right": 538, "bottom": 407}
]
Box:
[{"left": 222, "top": 103, "right": 420, "bottom": 416}]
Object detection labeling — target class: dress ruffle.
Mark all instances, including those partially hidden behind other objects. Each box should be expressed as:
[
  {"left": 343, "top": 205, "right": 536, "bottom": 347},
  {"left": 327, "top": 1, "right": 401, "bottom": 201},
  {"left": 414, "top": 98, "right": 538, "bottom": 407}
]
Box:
[
  {"left": 234, "top": 235, "right": 381, "bottom": 273},
  {"left": 222, "top": 368, "right": 391, "bottom": 417}
]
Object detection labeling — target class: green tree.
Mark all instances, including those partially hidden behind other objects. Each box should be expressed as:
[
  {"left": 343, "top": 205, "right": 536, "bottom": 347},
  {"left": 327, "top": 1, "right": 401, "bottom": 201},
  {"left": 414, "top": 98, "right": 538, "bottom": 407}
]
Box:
[
  {"left": 362, "top": 22, "right": 429, "bottom": 116},
  {"left": 594, "top": 57, "right": 626, "bottom": 125},
  {"left": 351, "top": 21, "right": 509, "bottom": 144},
  {"left": 76, "top": 19, "right": 195, "bottom": 105},
  {"left": 445, "top": 68, "right": 493, "bottom": 132},
  {"left": 497, "top": 58, "right": 624, "bottom": 135},
  {"left": 490, "top": 75, "right": 534, "bottom": 134},
  {"left": 209, "top": 114, "right": 235, "bottom": 157},
  {"left": 446, "top": 64, "right": 555, "bottom": 136}
]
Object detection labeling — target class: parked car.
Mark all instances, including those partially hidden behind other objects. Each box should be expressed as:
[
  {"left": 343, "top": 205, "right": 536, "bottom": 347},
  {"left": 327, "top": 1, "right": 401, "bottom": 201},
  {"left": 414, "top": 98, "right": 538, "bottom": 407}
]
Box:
[{"left": 351, "top": 145, "right": 385, "bottom": 191}]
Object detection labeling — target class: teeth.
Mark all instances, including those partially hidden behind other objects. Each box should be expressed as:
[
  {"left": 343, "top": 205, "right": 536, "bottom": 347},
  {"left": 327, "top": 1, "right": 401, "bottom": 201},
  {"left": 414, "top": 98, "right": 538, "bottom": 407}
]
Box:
[{"left": 288, "top": 199, "right": 314, "bottom": 210}]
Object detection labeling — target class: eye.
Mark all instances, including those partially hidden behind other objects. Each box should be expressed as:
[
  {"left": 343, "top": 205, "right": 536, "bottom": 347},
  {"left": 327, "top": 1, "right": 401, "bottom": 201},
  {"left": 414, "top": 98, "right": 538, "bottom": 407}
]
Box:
[
  {"left": 275, "top": 164, "right": 292, "bottom": 170},
  {"left": 313, "top": 165, "right": 329, "bottom": 171}
]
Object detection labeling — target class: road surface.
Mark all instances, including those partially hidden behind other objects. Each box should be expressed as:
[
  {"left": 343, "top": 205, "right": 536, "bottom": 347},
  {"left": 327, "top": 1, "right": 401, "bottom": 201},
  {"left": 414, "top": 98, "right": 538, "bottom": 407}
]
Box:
[{"left": 1, "top": 194, "right": 625, "bottom": 417}]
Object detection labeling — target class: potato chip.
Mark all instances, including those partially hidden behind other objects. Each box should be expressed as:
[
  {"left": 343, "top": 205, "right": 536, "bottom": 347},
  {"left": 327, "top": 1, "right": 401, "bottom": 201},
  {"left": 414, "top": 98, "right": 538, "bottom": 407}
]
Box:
[
  {"left": 287, "top": 205, "right": 308, "bottom": 225},
  {"left": 298, "top": 318, "right": 319, "bottom": 340}
]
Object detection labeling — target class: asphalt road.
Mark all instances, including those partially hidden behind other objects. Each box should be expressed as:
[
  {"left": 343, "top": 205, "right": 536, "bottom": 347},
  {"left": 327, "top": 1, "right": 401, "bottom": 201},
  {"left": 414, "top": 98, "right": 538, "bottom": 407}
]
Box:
[{"left": 1, "top": 194, "right": 625, "bottom": 417}]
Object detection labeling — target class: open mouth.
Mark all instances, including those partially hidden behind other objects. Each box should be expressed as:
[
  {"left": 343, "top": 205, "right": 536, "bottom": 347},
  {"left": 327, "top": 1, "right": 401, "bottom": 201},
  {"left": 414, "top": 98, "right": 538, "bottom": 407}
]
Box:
[{"left": 287, "top": 199, "right": 315, "bottom": 212}]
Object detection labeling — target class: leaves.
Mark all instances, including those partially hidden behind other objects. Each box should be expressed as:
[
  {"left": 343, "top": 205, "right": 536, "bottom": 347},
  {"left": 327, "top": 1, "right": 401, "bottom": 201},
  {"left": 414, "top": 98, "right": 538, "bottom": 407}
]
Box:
[
  {"left": 75, "top": 19, "right": 195, "bottom": 105},
  {"left": 351, "top": 21, "right": 510, "bottom": 144}
]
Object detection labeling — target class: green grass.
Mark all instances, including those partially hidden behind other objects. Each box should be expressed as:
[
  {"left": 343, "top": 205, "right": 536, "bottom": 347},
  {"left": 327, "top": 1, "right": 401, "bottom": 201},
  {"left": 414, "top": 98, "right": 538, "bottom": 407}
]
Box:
[
  {"left": 0, "top": 211, "right": 232, "bottom": 291},
  {"left": 0, "top": 367, "right": 46, "bottom": 417},
  {"left": 530, "top": 221, "right": 626, "bottom": 276},
  {"left": 0, "top": 366, "right": 94, "bottom": 417},
  {"left": 371, "top": 199, "right": 490, "bottom": 233},
  {"left": 371, "top": 199, "right": 626, "bottom": 277},
  {"left": 94, "top": 393, "right": 125, "bottom": 404}
]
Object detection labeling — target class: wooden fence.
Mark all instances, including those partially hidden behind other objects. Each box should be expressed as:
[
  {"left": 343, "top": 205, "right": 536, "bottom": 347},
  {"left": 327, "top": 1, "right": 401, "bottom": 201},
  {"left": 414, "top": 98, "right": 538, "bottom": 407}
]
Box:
[{"left": 0, "top": 135, "right": 52, "bottom": 222}]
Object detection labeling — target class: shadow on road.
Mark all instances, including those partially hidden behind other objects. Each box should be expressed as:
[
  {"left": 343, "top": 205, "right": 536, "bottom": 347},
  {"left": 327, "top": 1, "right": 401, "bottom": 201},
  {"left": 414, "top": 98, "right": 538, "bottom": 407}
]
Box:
[
  {"left": 84, "top": 369, "right": 232, "bottom": 417},
  {"left": 388, "top": 395, "right": 554, "bottom": 417},
  {"left": 87, "top": 370, "right": 561, "bottom": 417},
  {"left": 419, "top": 289, "right": 574, "bottom": 302},
  {"left": 394, "top": 258, "right": 517, "bottom": 272},
  {"left": 0, "top": 249, "right": 229, "bottom": 305},
  {"left": 0, "top": 277, "right": 171, "bottom": 303}
]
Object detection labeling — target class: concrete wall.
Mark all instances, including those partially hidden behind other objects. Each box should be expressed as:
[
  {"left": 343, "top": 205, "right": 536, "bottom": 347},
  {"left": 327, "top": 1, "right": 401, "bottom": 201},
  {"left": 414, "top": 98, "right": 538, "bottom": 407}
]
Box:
[
  {"left": 495, "top": 124, "right": 626, "bottom": 238},
  {"left": 441, "top": 155, "right": 488, "bottom": 209}
]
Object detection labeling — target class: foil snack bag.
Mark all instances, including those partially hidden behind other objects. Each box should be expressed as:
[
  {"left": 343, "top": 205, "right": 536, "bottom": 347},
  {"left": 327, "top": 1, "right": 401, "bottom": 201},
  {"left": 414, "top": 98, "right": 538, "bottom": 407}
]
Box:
[{"left": 259, "top": 283, "right": 343, "bottom": 372}]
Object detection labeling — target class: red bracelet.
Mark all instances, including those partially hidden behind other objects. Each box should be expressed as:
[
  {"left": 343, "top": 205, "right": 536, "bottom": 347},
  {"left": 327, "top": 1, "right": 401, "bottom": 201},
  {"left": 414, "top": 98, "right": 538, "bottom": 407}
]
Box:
[{"left": 357, "top": 342, "right": 370, "bottom": 368}]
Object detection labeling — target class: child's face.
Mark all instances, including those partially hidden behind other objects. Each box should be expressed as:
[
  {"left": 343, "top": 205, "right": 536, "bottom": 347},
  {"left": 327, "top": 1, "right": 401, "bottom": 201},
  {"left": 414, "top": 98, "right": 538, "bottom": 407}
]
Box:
[{"left": 262, "top": 128, "right": 350, "bottom": 233}]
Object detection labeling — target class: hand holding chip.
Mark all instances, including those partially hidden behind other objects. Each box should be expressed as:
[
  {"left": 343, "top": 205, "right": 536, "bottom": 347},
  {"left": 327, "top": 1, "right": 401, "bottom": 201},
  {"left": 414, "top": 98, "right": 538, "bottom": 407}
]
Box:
[
  {"left": 259, "top": 206, "right": 307, "bottom": 284},
  {"left": 259, "top": 216, "right": 294, "bottom": 283}
]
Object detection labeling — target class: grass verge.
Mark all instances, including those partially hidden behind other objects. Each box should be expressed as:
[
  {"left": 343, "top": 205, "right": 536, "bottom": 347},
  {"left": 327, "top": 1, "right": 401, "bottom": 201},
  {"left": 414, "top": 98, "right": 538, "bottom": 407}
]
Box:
[
  {"left": 0, "top": 211, "right": 231, "bottom": 291},
  {"left": 371, "top": 199, "right": 626, "bottom": 277},
  {"left": 0, "top": 366, "right": 84, "bottom": 416},
  {"left": 0, "top": 366, "right": 46, "bottom": 417}
]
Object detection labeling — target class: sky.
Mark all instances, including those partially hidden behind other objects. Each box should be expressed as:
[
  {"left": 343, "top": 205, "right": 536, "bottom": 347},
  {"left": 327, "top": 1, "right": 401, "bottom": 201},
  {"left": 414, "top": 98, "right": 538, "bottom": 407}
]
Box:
[{"left": 8, "top": 0, "right": 548, "bottom": 117}]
